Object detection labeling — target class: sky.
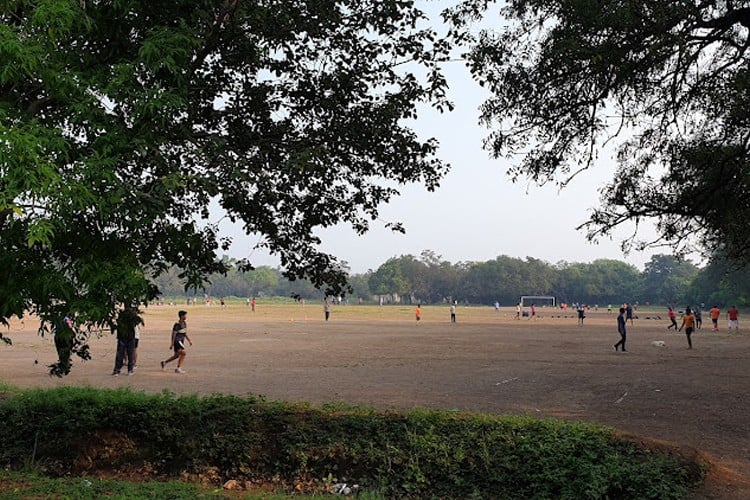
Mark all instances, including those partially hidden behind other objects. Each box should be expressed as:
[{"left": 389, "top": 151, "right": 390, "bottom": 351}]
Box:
[
  {"left": 218, "top": 5, "right": 669, "bottom": 275},
  {"left": 219, "top": 61, "right": 666, "bottom": 275}
]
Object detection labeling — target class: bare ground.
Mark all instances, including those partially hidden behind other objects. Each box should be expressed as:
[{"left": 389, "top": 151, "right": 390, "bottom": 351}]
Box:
[{"left": 1, "top": 304, "right": 748, "bottom": 497}]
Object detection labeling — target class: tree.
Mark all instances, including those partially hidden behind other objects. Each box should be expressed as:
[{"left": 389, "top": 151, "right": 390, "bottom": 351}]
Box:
[
  {"left": 448, "top": 1, "right": 750, "bottom": 263},
  {"left": 368, "top": 255, "right": 421, "bottom": 302},
  {"left": 641, "top": 254, "right": 699, "bottom": 306},
  {"left": 1, "top": 0, "right": 450, "bottom": 374}
]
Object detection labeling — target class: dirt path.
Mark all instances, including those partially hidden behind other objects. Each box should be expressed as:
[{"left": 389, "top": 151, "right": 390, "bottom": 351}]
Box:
[{"left": 1, "top": 304, "right": 748, "bottom": 497}]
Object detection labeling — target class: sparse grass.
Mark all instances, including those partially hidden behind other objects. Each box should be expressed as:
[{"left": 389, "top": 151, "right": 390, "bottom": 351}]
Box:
[{"left": 0, "top": 386, "right": 703, "bottom": 499}]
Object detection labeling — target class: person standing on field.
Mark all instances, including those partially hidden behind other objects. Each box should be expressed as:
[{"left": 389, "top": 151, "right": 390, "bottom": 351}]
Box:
[
  {"left": 727, "top": 305, "right": 740, "bottom": 331},
  {"left": 679, "top": 306, "right": 696, "bottom": 349},
  {"left": 614, "top": 307, "right": 627, "bottom": 352},
  {"left": 112, "top": 306, "right": 143, "bottom": 376},
  {"left": 709, "top": 305, "right": 721, "bottom": 331},
  {"left": 450, "top": 303, "right": 456, "bottom": 323},
  {"left": 625, "top": 303, "right": 634, "bottom": 325},
  {"left": 323, "top": 299, "right": 330, "bottom": 321},
  {"left": 161, "top": 310, "right": 192, "bottom": 373},
  {"left": 415, "top": 304, "right": 422, "bottom": 324}
]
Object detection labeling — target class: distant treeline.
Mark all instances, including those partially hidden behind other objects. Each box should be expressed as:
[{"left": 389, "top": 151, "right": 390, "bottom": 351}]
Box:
[{"left": 154, "top": 251, "right": 749, "bottom": 308}]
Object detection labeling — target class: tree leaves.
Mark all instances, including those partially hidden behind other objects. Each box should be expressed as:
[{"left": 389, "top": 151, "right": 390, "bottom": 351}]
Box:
[
  {"left": 1, "top": 0, "right": 451, "bottom": 372},
  {"left": 451, "top": 0, "right": 750, "bottom": 264}
]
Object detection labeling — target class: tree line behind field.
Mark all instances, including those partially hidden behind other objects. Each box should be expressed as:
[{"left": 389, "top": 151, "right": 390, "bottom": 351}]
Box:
[{"left": 156, "top": 251, "right": 749, "bottom": 309}]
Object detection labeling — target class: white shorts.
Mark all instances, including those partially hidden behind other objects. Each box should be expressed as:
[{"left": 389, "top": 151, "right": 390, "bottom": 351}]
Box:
[{"left": 728, "top": 320, "right": 739, "bottom": 329}]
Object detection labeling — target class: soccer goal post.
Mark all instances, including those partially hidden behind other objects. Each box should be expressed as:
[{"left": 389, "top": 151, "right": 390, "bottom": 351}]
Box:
[{"left": 520, "top": 296, "right": 556, "bottom": 308}]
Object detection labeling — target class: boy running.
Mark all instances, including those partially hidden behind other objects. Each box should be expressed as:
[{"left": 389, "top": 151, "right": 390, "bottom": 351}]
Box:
[{"left": 161, "top": 310, "right": 192, "bottom": 373}]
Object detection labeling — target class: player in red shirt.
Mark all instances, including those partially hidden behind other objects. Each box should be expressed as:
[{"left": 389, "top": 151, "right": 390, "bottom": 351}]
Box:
[{"left": 727, "top": 305, "right": 740, "bottom": 331}]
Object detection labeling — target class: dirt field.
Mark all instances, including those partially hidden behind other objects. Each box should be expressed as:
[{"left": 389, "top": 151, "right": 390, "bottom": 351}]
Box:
[{"left": 1, "top": 304, "right": 749, "bottom": 496}]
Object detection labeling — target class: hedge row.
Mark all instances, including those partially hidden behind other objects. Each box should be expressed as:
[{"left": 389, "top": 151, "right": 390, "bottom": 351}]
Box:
[{"left": 0, "top": 387, "right": 702, "bottom": 498}]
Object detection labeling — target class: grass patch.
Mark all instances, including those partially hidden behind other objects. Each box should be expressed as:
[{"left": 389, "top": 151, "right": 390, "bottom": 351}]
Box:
[{"left": 0, "top": 387, "right": 703, "bottom": 498}]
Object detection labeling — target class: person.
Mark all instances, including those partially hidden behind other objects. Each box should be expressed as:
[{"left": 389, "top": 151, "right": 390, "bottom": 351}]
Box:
[
  {"left": 625, "top": 303, "right": 634, "bottom": 325},
  {"left": 614, "top": 307, "right": 627, "bottom": 352},
  {"left": 220, "top": 297, "right": 225, "bottom": 307},
  {"left": 415, "top": 304, "right": 422, "bottom": 324},
  {"left": 694, "top": 306, "right": 702, "bottom": 329},
  {"left": 727, "top": 305, "right": 740, "bottom": 331},
  {"left": 251, "top": 297, "right": 256, "bottom": 312},
  {"left": 530, "top": 303, "right": 536, "bottom": 319},
  {"left": 607, "top": 304, "right": 612, "bottom": 314},
  {"left": 577, "top": 305, "right": 585, "bottom": 326},
  {"left": 161, "top": 310, "right": 192, "bottom": 373},
  {"left": 709, "top": 305, "right": 721, "bottom": 331},
  {"left": 122, "top": 321, "right": 141, "bottom": 371},
  {"left": 450, "top": 303, "right": 456, "bottom": 323},
  {"left": 679, "top": 306, "right": 696, "bottom": 349},
  {"left": 667, "top": 306, "right": 678, "bottom": 331},
  {"left": 494, "top": 301, "right": 500, "bottom": 312},
  {"left": 112, "top": 307, "right": 143, "bottom": 376},
  {"left": 54, "top": 314, "right": 76, "bottom": 374},
  {"left": 515, "top": 302, "right": 521, "bottom": 320},
  {"left": 324, "top": 299, "right": 330, "bottom": 321}
]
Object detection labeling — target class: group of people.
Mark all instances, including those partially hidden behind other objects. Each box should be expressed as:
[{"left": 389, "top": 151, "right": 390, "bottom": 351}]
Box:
[
  {"left": 111, "top": 309, "right": 193, "bottom": 376},
  {"left": 615, "top": 304, "right": 741, "bottom": 352}
]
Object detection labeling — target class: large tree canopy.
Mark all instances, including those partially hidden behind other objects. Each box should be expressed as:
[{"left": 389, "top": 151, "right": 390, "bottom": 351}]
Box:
[
  {"left": 447, "top": 0, "right": 750, "bottom": 263},
  {"left": 0, "top": 0, "right": 450, "bottom": 373}
]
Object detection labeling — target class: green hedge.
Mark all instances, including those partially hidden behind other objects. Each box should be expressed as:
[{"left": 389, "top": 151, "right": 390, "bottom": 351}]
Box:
[{"left": 0, "top": 387, "right": 702, "bottom": 498}]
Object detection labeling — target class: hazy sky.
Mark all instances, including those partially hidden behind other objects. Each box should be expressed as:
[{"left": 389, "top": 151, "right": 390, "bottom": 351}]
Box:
[
  {"left": 218, "top": 5, "right": 668, "bottom": 275},
  {"left": 220, "top": 67, "right": 667, "bottom": 274}
]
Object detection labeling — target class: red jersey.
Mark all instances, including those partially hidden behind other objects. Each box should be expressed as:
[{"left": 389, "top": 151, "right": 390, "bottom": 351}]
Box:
[
  {"left": 710, "top": 307, "right": 720, "bottom": 320},
  {"left": 728, "top": 307, "right": 739, "bottom": 321}
]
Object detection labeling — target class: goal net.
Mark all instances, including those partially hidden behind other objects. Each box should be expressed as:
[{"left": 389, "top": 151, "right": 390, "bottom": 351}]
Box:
[{"left": 520, "top": 296, "right": 556, "bottom": 308}]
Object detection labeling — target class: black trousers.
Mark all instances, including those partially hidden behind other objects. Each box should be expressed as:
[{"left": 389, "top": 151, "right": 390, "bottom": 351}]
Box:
[
  {"left": 614, "top": 333, "right": 626, "bottom": 351},
  {"left": 114, "top": 338, "right": 135, "bottom": 373}
]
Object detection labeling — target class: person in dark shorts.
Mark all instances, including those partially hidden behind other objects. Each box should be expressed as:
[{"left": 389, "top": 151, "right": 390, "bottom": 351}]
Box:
[
  {"left": 161, "top": 310, "right": 192, "bottom": 373},
  {"left": 679, "top": 306, "right": 696, "bottom": 349}
]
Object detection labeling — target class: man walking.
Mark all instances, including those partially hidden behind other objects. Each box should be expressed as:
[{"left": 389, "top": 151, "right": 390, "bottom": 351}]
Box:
[
  {"left": 614, "top": 307, "right": 627, "bottom": 352},
  {"left": 679, "top": 306, "right": 696, "bottom": 349}
]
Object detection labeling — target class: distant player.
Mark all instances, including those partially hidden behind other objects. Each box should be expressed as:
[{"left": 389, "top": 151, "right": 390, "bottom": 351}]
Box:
[
  {"left": 625, "top": 303, "right": 634, "bottom": 325},
  {"left": 709, "top": 305, "right": 720, "bottom": 331},
  {"left": 415, "top": 304, "right": 422, "bottom": 324},
  {"left": 679, "top": 306, "right": 696, "bottom": 349},
  {"left": 450, "top": 303, "right": 456, "bottom": 323},
  {"left": 613, "top": 307, "right": 627, "bottom": 352},
  {"left": 667, "top": 307, "right": 678, "bottom": 331},
  {"left": 727, "top": 305, "right": 739, "bottom": 331},
  {"left": 577, "top": 305, "right": 585, "bottom": 326},
  {"left": 515, "top": 302, "right": 521, "bottom": 320}
]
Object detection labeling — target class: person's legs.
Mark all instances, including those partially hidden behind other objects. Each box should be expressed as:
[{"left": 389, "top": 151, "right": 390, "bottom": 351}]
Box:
[
  {"left": 113, "top": 339, "right": 126, "bottom": 374},
  {"left": 175, "top": 350, "right": 187, "bottom": 373},
  {"left": 686, "top": 328, "right": 693, "bottom": 349},
  {"left": 614, "top": 333, "right": 626, "bottom": 351},
  {"left": 162, "top": 348, "right": 180, "bottom": 369},
  {"left": 126, "top": 339, "right": 135, "bottom": 374}
]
